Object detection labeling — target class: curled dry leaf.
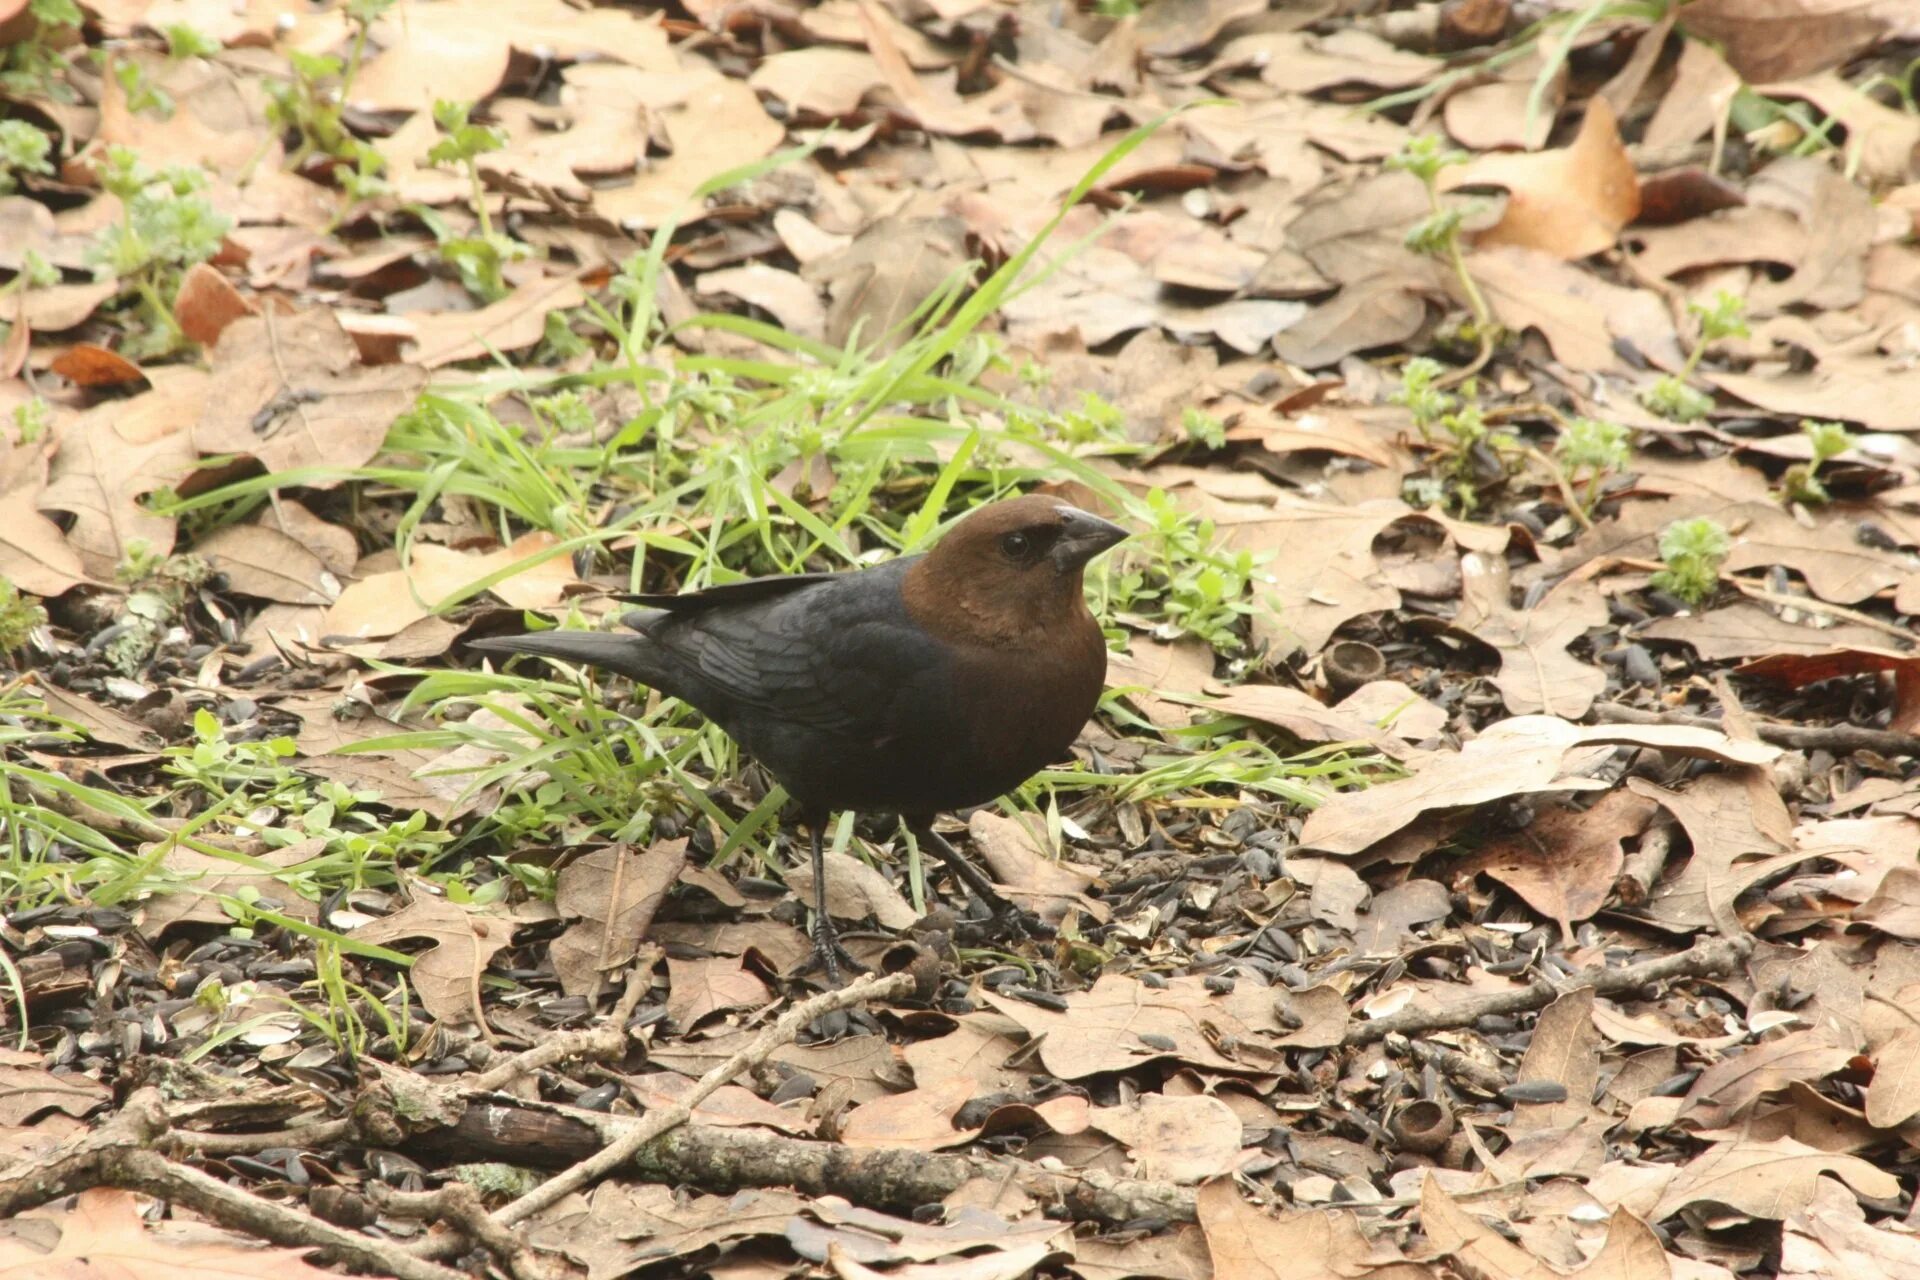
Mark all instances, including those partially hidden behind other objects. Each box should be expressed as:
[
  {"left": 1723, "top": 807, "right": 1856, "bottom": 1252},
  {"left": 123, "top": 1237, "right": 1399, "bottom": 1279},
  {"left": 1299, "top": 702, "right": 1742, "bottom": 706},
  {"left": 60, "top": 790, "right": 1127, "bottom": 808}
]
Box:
[
  {"left": 1197, "top": 1182, "right": 1398, "bottom": 1280},
  {"left": 786, "top": 847, "right": 918, "bottom": 930},
  {"left": 1453, "top": 553, "right": 1608, "bottom": 719},
  {"left": 345, "top": 889, "right": 519, "bottom": 1028},
  {"left": 981, "top": 973, "right": 1287, "bottom": 1079},
  {"left": 1443, "top": 97, "right": 1640, "bottom": 260},
  {"left": 966, "top": 811, "right": 1107, "bottom": 924},
  {"left": 0, "top": 1048, "right": 109, "bottom": 1124},
  {"left": 1649, "top": 1135, "right": 1899, "bottom": 1221},
  {"left": 1458, "top": 788, "right": 1660, "bottom": 939},
  {"left": 323, "top": 533, "right": 580, "bottom": 644},
  {"left": 839, "top": 1075, "right": 981, "bottom": 1152}
]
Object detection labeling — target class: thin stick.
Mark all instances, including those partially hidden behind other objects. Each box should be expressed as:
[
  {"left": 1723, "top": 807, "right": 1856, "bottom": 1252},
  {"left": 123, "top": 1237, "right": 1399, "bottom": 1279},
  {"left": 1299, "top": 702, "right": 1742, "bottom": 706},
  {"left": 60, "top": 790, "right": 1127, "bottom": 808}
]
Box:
[
  {"left": 492, "top": 970, "right": 916, "bottom": 1228},
  {"left": 1345, "top": 936, "right": 1752, "bottom": 1045},
  {"left": 1589, "top": 702, "right": 1920, "bottom": 759},
  {"left": 0, "top": 1089, "right": 469, "bottom": 1280},
  {"left": 1615, "top": 815, "right": 1677, "bottom": 906}
]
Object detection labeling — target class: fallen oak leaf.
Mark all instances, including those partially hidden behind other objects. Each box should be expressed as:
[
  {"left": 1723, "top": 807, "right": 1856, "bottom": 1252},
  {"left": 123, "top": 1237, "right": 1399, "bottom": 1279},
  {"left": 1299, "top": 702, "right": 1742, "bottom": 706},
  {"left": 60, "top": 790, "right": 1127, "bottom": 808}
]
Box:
[
  {"left": 1442, "top": 96, "right": 1641, "bottom": 260},
  {"left": 345, "top": 889, "right": 519, "bottom": 1029},
  {"left": 1649, "top": 1135, "right": 1898, "bottom": 1221}
]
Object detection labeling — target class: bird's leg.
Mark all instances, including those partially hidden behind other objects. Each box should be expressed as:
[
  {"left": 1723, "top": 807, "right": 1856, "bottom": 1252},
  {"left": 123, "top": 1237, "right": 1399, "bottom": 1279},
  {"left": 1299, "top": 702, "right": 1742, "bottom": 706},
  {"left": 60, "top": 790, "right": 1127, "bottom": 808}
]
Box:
[
  {"left": 912, "top": 823, "right": 1056, "bottom": 942},
  {"left": 798, "top": 821, "right": 868, "bottom": 982}
]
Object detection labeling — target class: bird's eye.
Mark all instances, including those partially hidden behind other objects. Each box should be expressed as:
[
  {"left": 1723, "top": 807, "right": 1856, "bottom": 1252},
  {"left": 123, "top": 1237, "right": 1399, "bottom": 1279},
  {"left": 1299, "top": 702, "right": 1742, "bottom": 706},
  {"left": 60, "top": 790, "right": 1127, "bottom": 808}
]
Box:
[{"left": 999, "top": 531, "right": 1033, "bottom": 559}]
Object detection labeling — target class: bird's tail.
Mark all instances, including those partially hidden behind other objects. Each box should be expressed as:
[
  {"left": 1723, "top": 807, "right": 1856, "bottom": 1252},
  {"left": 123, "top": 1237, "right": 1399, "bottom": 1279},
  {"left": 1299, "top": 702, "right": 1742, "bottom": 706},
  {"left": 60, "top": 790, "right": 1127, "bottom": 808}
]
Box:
[{"left": 468, "top": 629, "right": 664, "bottom": 685}]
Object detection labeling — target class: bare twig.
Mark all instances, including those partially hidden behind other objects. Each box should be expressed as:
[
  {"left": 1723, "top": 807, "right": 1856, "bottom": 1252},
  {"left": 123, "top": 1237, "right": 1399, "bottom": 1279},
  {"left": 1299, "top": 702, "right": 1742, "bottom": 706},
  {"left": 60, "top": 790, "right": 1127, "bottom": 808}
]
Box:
[
  {"left": 1615, "top": 815, "right": 1678, "bottom": 906},
  {"left": 492, "top": 970, "right": 916, "bottom": 1228},
  {"left": 377, "top": 1182, "right": 559, "bottom": 1280},
  {"left": 1345, "top": 936, "right": 1753, "bottom": 1045},
  {"left": 1590, "top": 702, "right": 1920, "bottom": 758},
  {"left": 468, "top": 961, "right": 650, "bottom": 1092},
  {"left": 0, "top": 1089, "right": 469, "bottom": 1280}
]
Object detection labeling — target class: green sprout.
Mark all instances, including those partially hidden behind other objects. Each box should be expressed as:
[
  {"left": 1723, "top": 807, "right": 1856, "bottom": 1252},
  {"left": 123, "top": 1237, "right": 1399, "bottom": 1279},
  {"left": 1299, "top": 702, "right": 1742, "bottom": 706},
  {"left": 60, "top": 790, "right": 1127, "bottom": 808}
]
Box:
[
  {"left": 1779, "top": 418, "right": 1852, "bottom": 505},
  {"left": 0, "top": 0, "right": 83, "bottom": 100},
  {"left": 0, "top": 119, "right": 53, "bottom": 193},
  {"left": 1642, "top": 290, "right": 1748, "bottom": 423},
  {"left": 1390, "top": 356, "right": 1457, "bottom": 442},
  {"left": 86, "top": 146, "right": 233, "bottom": 357},
  {"left": 164, "top": 23, "right": 223, "bottom": 59},
  {"left": 1556, "top": 417, "right": 1631, "bottom": 513},
  {"left": 1182, "top": 407, "right": 1226, "bottom": 450},
  {"left": 1650, "top": 517, "right": 1730, "bottom": 606},
  {"left": 0, "top": 578, "right": 47, "bottom": 654},
  {"left": 421, "top": 98, "right": 534, "bottom": 302},
  {"left": 1386, "top": 134, "right": 1500, "bottom": 368}
]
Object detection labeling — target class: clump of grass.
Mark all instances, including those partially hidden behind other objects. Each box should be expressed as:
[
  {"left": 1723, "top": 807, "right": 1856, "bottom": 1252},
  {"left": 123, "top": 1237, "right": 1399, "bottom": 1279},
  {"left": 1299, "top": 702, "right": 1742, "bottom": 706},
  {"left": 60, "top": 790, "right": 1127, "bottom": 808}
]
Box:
[{"left": 1650, "top": 517, "right": 1730, "bottom": 606}]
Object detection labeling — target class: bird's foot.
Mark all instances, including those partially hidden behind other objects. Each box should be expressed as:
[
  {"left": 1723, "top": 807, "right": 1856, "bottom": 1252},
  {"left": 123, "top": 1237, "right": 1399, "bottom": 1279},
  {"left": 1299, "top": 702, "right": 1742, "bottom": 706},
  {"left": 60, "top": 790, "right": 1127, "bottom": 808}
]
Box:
[{"left": 797, "top": 923, "right": 872, "bottom": 986}]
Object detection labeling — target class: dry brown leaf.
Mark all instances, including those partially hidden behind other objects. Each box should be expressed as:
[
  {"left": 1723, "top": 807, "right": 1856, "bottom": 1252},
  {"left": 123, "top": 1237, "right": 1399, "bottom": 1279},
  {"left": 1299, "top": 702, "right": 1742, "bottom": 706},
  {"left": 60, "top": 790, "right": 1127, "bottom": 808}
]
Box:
[
  {"left": 173, "top": 261, "right": 255, "bottom": 347},
  {"left": 1461, "top": 789, "right": 1658, "bottom": 938},
  {"left": 0, "top": 1186, "right": 342, "bottom": 1279},
  {"left": 1197, "top": 1183, "right": 1397, "bottom": 1280},
  {"left": 1209, "top": 496, "right": 1406, "bottom": 657},
  {"left": 665, "top": 955, "right": 772, "bottom": 1028},
  {"left": 192, "top": 522, "right": 341, "bottom": 605},
  {"left": 345, "top": 0, "right": 675, "bottom": 114},
  {"left": 1200, "top": 682, "right": 1415, "bottom": 760},
  {"left": 0, "top": 1049, "right": 108, "bottom": 1125},
  {"left": 786, "top": 847, "right": 918, "bottom": 931},
  {"left": 980, "top": 973, "right": 1287, "bottom": 1079},
  {"left": 94, "top": 49, "right": 271, "bottom": 181},
  {"left": 590, "top": 69, "right": 784, "bottom": 229},
  {"left": 902, "top": 1013, "right": 1029, "bottom": 1094},
  {"left": 1071, "top": 1224, "right": 1212, "bottom": 1280},
  {"left": 1300, "top": 716, "right": 1776, "bottom": 858},
  {"left": 830, "top": 1241, "right": 1056, "bottom": 1280},
  {"left": 551, "top": 840, "right": 690, "bottom": 997},
  {"left": 139, "top": 837, "right": 323, "bottom": 937},
  {"left": 1857, "top": 866, "right": 1920, "bottom": 939},
  {"left": 1454, "top": 553, "right": 1608, "bottom": 719},
  {"left": 1106, "top": 635, "right": 1215, "bottom": 729},
  {"left": 805, "top": 217, "right": 971, "bottom": 355},
  {"left": 1680, "top": 1028, "right": 1854, "bottom": 1128},
  {"left": 696, "top": 264, "right": 827, "bottom": 342},
  {"left": 0, "top": 428, "right": 89, "bottom": 596},
  {"left": 1650, "top": 1135, "right": 1899, "bottom": 1221},
  {"left": 323, "top": 534, "right": 579, "bottom": 643},
  {"left": 1641, "top": 603, "right": 1895, "bottom": 662},
  {"left": 192, "top": 309, "right": 424, "bottom": 481},
  {"left": 1087, "top": 1094, "right": 1243, "bottom": 1184},
  {"left": 346, "top": 889, "right": 518, "bottom": 1028},
  {"left": 1444, "top": 97, "right": 1640, "bottom": 260},
  {"left": 1420, "top": 1177, "right": 1668, "bottom": 1280},
  {"left": 38, "top": 371, "right": 202, "bottom": 578},
  {"left": 840, "top": 1075, "right": 980, "bottom": 1151},
  {"left": 1628, "top": 770, "right": 1802, "bottom": 934},
  {"left": 1513, "top": 989, "right": 1603, "bottom": 1131},
  {"left": 1471, "top": 246, "right": 1683, "bottom": 373},
  {"left": 965, "top": 811, "right": 1106, "bottom": 925},
  {"left": 402, "top": 274, "right": 589, "bottom": 368},
  {"left": 1676, "top": 0, "right": 1912, "bottom": 83}
]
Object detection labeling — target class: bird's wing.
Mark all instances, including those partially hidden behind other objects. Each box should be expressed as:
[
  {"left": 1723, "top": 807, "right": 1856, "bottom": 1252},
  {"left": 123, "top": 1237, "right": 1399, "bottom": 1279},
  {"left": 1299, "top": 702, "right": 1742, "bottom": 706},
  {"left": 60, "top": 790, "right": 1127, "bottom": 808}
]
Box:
[
  {"left": 616, "top": 572, "right": 846, "bottom": 612},
  {"left": 650, "top": 573, "right": 938, "bottom": 738}
]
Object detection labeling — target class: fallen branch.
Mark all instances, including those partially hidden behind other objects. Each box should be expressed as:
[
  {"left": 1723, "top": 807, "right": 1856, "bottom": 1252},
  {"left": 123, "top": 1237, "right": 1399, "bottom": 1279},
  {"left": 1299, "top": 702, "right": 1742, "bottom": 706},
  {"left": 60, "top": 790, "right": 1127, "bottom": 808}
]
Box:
[
  {"left": 1590, "top": 703, "right": 1920, "bottom": 759},
  {"left": 494, "top": 970, "right": 916, "bottom": 1227},
  {"left": 407, "top": 1095, "right": 1198, "bottom": 1224},
  {"left": 468, "top": 960, "right": 650, "bottom": 1092},
  {"left": 0, "top": 1089, "right": 469, "bottom": 1280},
  {"left": 1345, "top": 935, "right": 1753, "bottom": 1045}
]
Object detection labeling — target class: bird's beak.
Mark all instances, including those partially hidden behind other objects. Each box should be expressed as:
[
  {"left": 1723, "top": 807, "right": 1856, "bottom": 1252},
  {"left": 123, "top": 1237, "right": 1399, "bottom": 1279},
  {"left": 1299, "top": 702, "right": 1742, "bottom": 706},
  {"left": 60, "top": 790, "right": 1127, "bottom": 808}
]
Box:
[{"left": 1051, "top": 505, "right": 1128, "bottom": 571}]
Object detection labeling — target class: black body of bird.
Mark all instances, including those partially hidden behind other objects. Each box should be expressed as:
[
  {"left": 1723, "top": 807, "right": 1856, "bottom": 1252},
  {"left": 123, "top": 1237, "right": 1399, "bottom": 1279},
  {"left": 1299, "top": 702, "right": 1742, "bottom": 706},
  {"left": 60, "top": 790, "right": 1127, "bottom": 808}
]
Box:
[{"left": 468, "top": 494, "right": 1128, "bottom": 976}]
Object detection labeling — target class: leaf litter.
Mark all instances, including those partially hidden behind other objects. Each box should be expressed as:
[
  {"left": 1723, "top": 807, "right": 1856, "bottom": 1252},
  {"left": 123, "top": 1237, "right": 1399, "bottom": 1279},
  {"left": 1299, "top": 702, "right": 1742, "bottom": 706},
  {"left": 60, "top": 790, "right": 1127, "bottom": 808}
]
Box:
[{"left": 4, "top": 1, "right": 1920, "bottom": 1279}]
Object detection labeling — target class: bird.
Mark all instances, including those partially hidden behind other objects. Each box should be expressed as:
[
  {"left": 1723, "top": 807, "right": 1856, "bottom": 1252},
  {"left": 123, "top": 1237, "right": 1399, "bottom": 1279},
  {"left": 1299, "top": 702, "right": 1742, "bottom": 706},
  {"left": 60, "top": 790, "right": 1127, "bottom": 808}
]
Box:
[{"left": 468, "top": 494, "right": 1128, "bottom": 979}]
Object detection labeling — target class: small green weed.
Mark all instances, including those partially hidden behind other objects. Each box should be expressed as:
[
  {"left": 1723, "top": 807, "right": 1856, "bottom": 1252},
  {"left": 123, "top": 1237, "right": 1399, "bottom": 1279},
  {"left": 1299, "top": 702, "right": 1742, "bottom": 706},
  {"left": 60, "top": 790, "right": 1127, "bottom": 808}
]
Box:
[
  {"left": 1779, "top": 418, "right": 1852, "bottom": 506},
  {"left": 1650, "top": 516, "right": 1729, "bottom": 605},
  {"left": 87, "top": 146, "right": 233, "bottom": 358},
  {"left": 1642, "top": 290, "right": 1747, "bottom": 423}
]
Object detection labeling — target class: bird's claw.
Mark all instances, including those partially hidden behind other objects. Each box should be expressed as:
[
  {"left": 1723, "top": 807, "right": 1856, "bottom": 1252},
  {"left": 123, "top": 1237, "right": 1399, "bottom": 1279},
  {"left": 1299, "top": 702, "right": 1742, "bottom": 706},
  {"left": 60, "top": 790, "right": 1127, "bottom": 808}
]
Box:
[{"left": 798, "top": 926, "right": 871, "bottom": 985}]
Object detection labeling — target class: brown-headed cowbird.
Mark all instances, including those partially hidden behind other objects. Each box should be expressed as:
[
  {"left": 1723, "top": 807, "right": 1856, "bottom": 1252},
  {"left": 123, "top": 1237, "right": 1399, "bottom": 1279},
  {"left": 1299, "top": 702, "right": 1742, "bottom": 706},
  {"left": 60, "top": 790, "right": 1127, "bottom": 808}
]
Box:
[{"left": 469, "top": 494, "right": 1127, "bottom": 977}]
